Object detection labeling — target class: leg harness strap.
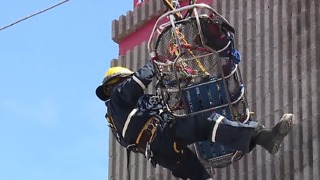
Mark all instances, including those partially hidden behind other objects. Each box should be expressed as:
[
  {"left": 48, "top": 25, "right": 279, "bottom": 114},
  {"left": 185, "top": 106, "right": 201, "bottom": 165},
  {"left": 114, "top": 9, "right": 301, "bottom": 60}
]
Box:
[{"left": 135, "top": 116, "right": 160, "bottom": 163}]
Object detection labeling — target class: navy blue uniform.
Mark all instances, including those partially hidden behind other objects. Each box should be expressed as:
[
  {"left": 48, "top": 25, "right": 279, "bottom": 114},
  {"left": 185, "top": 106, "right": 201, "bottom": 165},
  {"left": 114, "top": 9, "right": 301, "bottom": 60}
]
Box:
[{"left": 106, "top": 62, "right": 258, "bottom": 180}]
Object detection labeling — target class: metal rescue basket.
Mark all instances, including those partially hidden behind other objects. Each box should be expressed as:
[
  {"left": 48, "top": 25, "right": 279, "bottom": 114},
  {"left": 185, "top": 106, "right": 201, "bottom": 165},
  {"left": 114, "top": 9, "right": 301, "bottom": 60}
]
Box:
[{"left": 148, "top": 3, "right": 252, "bottom": 169}]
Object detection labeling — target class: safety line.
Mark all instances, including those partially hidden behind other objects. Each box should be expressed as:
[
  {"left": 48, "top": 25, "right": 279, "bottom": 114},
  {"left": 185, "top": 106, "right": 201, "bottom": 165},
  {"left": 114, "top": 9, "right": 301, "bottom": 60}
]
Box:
[{"left": 0, "top": 0, "right": 70, "bottom": 31}]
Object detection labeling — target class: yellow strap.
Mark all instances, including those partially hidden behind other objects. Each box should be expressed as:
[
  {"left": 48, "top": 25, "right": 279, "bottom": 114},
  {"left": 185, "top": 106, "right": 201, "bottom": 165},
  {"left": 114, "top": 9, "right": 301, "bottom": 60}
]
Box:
[
  {"left": 163, "top": 0, "right": 183, "bottom": 19},
  {"left": 173, "top": 142, "right": 183, "bottom": 154},
  {"left": 107, "top": 115, "right": 118, "bottom": 131},
  {"left": 176, "top": 30, "right": 209, "bottom": 75},
  {"left": 135, "top": 118, "right": 158, "bottom": 145}
]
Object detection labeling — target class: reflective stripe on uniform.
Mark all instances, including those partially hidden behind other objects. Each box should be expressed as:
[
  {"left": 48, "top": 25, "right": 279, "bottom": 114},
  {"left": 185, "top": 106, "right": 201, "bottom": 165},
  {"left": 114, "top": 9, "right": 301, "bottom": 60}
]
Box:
[
  {"left": 132, "top": 75, "right": 146, "bottom": 89},
  {"left": 122, "top": 108, "right": 138, "bottom": 138},
  {"left": 211, "top": 115, "right": 224, "bottom": 142}
]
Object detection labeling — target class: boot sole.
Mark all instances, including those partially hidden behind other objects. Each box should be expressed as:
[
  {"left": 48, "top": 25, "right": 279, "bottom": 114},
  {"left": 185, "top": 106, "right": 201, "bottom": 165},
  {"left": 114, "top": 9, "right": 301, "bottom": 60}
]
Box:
[{"left": 270, "top": 114, "right": 294, "bottom": 155}]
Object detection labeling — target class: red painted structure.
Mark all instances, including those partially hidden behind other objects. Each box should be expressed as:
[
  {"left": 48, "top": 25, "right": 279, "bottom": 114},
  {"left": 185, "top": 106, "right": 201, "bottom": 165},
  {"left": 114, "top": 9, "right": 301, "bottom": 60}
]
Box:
[{"left": 119, "top": 0, "right": 213, "bottom": 55}]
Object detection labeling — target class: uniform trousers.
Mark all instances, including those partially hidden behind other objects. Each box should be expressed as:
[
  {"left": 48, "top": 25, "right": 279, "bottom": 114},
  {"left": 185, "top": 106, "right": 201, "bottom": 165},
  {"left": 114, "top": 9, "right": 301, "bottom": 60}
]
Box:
[{"left": 150, "top": 112, "right": 258, "bottom": 180}]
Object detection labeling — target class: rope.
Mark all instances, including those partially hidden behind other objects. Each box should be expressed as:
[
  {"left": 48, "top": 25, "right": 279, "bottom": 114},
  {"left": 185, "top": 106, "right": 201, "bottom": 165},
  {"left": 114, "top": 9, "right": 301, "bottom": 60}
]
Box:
[
  {"left": 162, "top": 0, "right": 182, "bottom": 19},
  {"left": 0, "top": 0, "right": 70, "bottom": 31}
]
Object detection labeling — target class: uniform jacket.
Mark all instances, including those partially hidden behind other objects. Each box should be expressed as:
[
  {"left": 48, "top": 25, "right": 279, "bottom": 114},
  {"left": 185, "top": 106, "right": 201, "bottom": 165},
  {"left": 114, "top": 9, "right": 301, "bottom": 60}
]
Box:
[{"left": 106, "top": 62, "right": 163, "bottom": 145}]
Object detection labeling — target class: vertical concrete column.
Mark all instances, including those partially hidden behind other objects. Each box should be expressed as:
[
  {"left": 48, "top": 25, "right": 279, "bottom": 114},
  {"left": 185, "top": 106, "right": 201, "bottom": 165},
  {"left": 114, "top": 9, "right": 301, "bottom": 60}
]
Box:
[
  {"left": 108, "top": 59, "right": 119, "bottom": 180},
  {"left": 125, "top": 48, "right": 134, "bottom": 70},
  {"left": 310, "top": 1, "right": 320, "bottom": 179},
  {"left": 155, "top": 0, "right": 165, "bottom": 15},
  {"left": 132, "top": 42, "right": 140, "bottom": 71},
  {"left": 133, "top": 5, "right": 142, "bottom": 29},
  {"left": 141, "top": 1, "right": 149, "bottom": 23},
  {"left": 126, "top": 11, "right": 134, "bottom": 34},
  {"left": 118, "top": 56, "right": 129, "bottom": 180},
  {"left": 108, "top": 121, "right": 117, "bottom": 180},
  {"left": 111, "top": 20, "right": 119, "bottom": 43},
  {"left": 118, "top": 15, "right": 127, "bottom": 40},
  {"left": 110, "top": 59, "right": 118, "bottom": 67},
  {"left": 148, "top": 0, "right": 157, "bottom": 20}
]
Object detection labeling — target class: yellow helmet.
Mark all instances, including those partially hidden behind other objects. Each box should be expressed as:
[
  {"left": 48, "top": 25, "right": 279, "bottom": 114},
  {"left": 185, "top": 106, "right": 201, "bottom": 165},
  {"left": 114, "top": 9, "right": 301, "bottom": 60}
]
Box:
[{"left": 96, "top": 66, "right": 134, "bottom": 101}]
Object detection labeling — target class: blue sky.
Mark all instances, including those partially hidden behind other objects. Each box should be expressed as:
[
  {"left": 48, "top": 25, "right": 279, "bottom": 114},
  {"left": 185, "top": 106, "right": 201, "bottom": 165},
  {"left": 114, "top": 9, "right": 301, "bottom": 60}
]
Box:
[{"left": 0, "top": 1, "right": 131, "bottom": 179}]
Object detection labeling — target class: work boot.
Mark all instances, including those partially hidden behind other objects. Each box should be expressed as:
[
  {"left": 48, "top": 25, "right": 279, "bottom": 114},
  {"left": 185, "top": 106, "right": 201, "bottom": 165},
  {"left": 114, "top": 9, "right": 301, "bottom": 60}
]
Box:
[{"left": 254, "top": 114, "right": 294, "bottom": 155}]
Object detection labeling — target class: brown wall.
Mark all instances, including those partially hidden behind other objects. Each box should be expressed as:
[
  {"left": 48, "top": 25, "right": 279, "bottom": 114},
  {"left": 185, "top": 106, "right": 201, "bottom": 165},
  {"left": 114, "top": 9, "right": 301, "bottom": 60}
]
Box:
[{"left": 108, "top": 0, "right": 320, "bottom": 179}]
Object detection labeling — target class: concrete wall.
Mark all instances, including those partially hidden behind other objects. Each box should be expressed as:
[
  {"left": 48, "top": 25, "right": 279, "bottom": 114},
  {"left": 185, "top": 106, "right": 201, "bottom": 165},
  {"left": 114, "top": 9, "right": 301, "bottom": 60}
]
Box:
[{"left": 108, "top": 0, "right": 320, "bottom": 179}]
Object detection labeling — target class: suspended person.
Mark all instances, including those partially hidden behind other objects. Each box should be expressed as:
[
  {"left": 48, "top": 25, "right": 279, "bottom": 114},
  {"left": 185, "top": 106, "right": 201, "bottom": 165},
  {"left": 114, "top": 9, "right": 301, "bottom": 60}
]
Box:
[{"left": 95, "top": 62, "right": 294, "bottom": 180}]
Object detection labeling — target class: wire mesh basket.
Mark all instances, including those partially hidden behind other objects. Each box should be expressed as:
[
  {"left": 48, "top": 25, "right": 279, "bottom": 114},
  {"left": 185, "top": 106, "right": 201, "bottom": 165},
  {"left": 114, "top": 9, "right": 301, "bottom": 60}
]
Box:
[{"left": 148, "top": 3, "right": 252, "bottom": 168}]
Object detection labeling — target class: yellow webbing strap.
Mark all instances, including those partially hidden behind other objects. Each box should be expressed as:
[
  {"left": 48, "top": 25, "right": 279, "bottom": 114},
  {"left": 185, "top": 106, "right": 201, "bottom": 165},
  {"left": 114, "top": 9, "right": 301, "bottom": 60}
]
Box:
[
  {"left": 175, "top": 29, "right": 209, "bottom": 75},
  {"left": 135, "top": 117, "right": 158, "bottom": 145},
  {"left": 106, "top": 114, "right": 118, "bottom": 131}
]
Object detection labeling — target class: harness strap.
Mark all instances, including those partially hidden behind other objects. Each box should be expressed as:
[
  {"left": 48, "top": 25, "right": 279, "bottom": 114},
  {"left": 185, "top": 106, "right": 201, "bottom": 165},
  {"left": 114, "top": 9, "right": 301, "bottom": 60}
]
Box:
[
  {"left": 126, "top": 149, "right": 131, "bottom": 180},
  {"left": 135, "top": 117, "right": 159, "bottom": 154},
  {"left": 106, "top": 109, "right": 161, "bottom": 175},
  {"left": 136, "top": 118, "right": 158, "bottom": 144},
  {"left": 135, "top": 116, "right": 160, "bottom": 167}
]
